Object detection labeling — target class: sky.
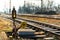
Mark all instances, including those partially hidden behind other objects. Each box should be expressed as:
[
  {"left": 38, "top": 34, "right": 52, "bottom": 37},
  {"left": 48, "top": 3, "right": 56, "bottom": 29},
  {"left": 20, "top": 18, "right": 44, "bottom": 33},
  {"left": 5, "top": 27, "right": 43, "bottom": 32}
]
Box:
[{"left": 0, "top": 0, "right": 60, "bottom": 12}]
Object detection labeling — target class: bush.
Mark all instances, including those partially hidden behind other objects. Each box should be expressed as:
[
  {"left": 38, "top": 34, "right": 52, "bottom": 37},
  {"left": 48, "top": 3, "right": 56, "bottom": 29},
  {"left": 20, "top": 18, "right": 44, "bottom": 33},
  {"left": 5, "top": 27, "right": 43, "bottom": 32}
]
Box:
[{"left": 35, "top": 11, "right": 56, "bottom": 15}]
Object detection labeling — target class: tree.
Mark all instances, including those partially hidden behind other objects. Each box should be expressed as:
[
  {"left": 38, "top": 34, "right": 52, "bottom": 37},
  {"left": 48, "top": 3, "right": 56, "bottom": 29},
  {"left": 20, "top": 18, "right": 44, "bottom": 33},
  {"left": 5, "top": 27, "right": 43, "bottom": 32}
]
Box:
[{"left": 18, "top": 6, "right": 22, "bottom": 13}]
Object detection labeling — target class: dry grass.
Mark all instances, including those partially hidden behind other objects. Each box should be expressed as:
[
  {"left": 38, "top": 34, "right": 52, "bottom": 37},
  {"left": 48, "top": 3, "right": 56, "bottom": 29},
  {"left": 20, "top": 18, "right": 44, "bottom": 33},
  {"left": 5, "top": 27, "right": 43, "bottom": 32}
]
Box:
[
  {"left": 0, "top": 17, "right": 13, "bottom": 32},
  {"left": 0, "top": 17, "right": 12, "bottom": 40},
  {"left": 0, "top": 31, "right": 8, "bottom": 40}
]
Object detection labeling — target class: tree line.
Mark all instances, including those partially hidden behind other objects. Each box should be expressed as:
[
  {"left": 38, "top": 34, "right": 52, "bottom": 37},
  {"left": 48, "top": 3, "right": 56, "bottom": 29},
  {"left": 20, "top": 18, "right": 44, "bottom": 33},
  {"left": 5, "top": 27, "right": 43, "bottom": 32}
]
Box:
[{"left": 18, "top": 1, "right": 60, "bottom": 15}]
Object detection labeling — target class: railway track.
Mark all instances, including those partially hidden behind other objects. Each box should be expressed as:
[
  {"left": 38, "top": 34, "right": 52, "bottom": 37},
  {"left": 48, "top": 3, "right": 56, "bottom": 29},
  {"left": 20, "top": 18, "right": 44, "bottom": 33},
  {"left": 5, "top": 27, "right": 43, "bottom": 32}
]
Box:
[
  {"left": 16, "top": 18, "right": 60, "bottom": 35},
  {"left": 4, "top": 14, "right": 60, "bottom": 26},
  {"left": 1, "top": 14, "right": 60, "bottom": 40},
  {"left": 18, "top": 14, "right": 60, "bottom": 19},
  {"left": 11, "top": 17, "right": 60, "bottom": 40}
]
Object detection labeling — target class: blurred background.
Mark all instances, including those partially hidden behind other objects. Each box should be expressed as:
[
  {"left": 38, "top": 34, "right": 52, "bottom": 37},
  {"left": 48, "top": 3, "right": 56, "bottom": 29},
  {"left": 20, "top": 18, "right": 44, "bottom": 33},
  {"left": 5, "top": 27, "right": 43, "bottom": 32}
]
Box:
[{"left": 0, "top": 0, "right": 60, "bottom": 14}]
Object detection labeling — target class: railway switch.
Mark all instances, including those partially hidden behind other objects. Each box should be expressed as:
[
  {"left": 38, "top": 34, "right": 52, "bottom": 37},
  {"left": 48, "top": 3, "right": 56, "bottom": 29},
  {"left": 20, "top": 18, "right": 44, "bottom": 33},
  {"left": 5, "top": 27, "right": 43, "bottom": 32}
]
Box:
[{"left": 12, "top": 7, "right": 18, "bottom": 39}]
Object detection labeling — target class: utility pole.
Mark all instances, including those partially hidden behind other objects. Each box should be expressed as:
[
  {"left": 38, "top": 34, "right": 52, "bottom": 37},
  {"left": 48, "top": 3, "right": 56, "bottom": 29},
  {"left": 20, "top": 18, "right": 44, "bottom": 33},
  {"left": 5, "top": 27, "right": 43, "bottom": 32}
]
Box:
[
  {"left": 33, "top": 3, "right": 35, "bottom": 14},
  {"left": 24, "top": 1, "right": 26, "bottom": 13},
  {"left": 9, "top": 0, "right": 11, "bottom": 14},
  {"left": 41, "top": 0, "right": 43, "bottom": 12}
]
